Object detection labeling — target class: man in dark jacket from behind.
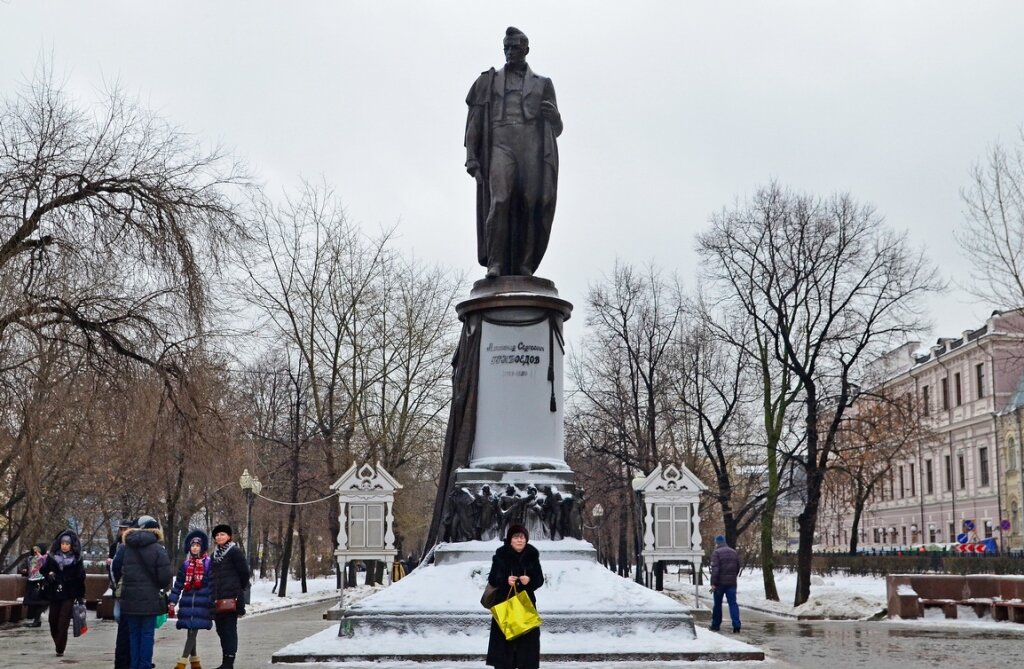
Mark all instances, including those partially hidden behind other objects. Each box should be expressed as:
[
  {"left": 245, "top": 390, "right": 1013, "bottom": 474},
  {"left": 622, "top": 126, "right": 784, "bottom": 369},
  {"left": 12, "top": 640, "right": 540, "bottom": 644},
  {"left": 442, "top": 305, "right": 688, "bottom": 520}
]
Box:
[
  {"left": 116, "top": 515, "right": 172, "bottom": 669},
  {"left": 709, "top": 534, "right": 741, "bottom": 633}
]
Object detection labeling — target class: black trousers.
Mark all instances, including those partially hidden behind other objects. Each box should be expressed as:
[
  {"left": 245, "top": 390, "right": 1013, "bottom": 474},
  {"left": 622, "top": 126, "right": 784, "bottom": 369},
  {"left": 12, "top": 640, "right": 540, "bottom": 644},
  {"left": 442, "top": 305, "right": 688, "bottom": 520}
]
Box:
[
  {"left": 115, "top": 614, "right": 131, "bottom": 668},
  {"left": 214, "top": 613, "right": 238, "bottom": 657},
  {"left": 48, "top": 599, "right": 73, "bottom": 654}
]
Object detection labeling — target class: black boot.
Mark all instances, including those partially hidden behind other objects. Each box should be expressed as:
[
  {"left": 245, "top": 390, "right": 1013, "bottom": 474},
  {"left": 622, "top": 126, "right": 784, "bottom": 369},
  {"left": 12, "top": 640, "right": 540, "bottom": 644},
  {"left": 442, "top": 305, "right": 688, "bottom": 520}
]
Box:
[{"left": 213, "top": 655, "right": 235, "bottom": 669}]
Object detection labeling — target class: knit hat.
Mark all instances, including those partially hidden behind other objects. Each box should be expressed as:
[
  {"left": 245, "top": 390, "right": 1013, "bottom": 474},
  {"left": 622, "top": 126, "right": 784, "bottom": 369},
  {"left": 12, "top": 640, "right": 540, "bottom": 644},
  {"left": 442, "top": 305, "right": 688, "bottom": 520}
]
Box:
[
  {"left": 35, "top": 543, "right": 47, "bottom": 554},
  {"left": 212, "top": 524, "right": 233, "bottom": 538},
  {"left": 714, "top": 535, "right": 726, "bottom": 545},
  {"left": 506, "top": 524, "right": 529, "bottom": 543},
  {"left": 137, "top": 515, "right": 160, "bottom": 530}
]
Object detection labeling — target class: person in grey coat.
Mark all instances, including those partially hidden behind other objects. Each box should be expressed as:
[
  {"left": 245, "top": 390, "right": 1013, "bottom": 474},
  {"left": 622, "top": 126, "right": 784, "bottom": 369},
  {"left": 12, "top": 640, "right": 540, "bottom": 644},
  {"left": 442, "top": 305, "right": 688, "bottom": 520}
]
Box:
[{"left": 709, "top": 534, "right": 741, "bottom": 633}]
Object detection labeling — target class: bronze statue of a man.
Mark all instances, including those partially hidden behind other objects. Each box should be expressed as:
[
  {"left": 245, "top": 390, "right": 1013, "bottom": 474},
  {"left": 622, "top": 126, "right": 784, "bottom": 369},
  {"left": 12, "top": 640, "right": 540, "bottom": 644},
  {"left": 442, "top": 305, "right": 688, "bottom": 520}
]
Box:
[{"left": 465, "top": 27, "right": 563, "bottom": 278}]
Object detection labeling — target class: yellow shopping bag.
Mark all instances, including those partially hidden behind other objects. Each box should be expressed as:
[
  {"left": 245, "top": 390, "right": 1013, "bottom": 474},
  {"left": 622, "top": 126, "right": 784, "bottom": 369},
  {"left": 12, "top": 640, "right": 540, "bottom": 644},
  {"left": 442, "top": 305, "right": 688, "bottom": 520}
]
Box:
[{"left": 490, "top": 584, "right": 542, "bottom": 641}]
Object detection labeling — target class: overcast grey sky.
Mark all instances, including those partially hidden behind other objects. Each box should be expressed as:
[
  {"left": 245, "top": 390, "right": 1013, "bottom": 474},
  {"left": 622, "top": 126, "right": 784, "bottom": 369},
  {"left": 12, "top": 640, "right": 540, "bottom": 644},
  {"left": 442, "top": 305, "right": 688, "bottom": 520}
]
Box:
[{"left": 4, "top": 1, "right": 1024, "bottom": 347}]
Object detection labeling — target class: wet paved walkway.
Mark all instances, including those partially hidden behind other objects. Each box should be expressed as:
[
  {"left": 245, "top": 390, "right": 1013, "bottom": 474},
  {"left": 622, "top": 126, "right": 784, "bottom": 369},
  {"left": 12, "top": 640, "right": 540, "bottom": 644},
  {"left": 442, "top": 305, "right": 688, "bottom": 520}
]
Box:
[
  {"left": 0, "top": 600, "right": 332, "bottom": 668},
  {"left": 1, "top": 602, "right": 1023, "bottom": 668}
]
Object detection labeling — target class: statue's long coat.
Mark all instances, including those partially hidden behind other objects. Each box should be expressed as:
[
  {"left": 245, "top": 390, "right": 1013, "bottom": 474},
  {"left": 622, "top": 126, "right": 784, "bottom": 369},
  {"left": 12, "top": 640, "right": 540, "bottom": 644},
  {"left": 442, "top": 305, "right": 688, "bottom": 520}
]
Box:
[{"left": 464, "top": 65, "right": 561, "bottom": 274}]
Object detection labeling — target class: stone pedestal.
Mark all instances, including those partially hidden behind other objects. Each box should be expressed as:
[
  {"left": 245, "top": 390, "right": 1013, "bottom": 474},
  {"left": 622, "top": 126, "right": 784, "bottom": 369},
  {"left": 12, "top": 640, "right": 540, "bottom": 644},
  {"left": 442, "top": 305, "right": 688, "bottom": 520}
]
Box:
[
  {"left": 447, "top": 277, "right": 580, "bottom": 541},
  {"left": 458, "top": 276, "right": 572, "bottom": 471}
]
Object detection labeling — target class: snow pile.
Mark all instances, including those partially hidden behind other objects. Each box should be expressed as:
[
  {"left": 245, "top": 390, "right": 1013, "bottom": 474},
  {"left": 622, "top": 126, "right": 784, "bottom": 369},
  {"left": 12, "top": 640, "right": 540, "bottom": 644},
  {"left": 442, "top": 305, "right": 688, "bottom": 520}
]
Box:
[
  {"left": 248, "top": 576, "right": 377, "bottom": 616},
  {"left": 664, "top": 568, "right": 888, "bottom": 620},
  {"left": 357, "top": 552, "right": 684, "bottom": 614}
]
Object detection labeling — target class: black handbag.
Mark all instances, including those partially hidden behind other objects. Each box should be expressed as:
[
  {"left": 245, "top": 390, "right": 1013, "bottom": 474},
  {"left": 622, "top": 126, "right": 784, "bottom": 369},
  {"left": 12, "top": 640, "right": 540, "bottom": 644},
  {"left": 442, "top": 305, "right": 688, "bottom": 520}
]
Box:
[{"left": 480, "top": 583, "right": 500, "bottom": 609}]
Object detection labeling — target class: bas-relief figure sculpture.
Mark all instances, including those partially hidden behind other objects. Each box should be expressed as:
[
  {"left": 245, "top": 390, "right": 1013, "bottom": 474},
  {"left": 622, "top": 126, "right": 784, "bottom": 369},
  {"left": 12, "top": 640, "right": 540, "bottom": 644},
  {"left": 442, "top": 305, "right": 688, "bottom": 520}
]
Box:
[
  {"left": 465, "top": 26, "right": 562, "bottom": 278},
  {"left": 442, "top": 482, "right": 582, "bottom": 543}
]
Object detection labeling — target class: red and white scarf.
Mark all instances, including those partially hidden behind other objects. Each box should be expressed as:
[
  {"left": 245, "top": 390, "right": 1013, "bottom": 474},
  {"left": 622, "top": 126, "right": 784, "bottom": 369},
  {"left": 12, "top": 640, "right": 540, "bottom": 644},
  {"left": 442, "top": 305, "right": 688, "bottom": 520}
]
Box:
[{"left": 184, "top": 555, "right": 208, "bottom": 591}]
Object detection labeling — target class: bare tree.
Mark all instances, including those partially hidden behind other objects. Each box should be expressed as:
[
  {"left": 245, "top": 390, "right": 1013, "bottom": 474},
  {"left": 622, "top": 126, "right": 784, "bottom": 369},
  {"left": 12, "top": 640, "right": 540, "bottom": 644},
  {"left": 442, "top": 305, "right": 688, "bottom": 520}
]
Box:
[
  {"left": 829, "top": 389, "right": 933, "bottom": 555},
  {"left": 0, "top": 68, "right": 247, "bottom": 385},
  {"left": 958, "top": 132, "right": 1024, "bottom": 309},
  {"left": 698, "top": 184, "right": 941, "bottom": 606},
  {"left": 567, "top": 261, "right": 684, "bottom": 581},
  {"left": 671, "top": 298, "right": 768, "bottom": 552},
  {"left": 239, "top": 183, "right": 390, "bottom": 588}
]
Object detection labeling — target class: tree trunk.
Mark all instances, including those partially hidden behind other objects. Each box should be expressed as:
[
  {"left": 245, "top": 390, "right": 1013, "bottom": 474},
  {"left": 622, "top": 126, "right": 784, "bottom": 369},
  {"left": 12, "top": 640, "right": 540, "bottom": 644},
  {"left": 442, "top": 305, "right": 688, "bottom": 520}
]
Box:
[
  {"left": 848, "top": 493, "right": 866, "bottom": 556},
  {"left": 760, "top": 443, "right": 780, "bottom": 601},
  {"left": 794, "top": 391, "right": 822, "bottom": 607}
]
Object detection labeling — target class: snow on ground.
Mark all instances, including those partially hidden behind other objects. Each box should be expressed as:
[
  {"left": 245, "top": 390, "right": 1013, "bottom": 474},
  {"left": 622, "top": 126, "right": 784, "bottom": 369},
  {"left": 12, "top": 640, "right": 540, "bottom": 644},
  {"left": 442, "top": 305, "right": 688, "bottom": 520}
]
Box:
[
  {"left": 664, "top": 568, "right": 888, "bottom": 620},
  {"left": 248, "top": 576, "right": 378, "bottom": 616}
]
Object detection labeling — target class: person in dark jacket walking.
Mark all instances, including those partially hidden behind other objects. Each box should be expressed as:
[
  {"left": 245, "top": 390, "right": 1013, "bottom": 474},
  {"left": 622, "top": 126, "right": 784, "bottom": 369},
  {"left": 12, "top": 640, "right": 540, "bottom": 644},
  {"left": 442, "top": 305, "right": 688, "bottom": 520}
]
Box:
[
  {"left": 486, "top": 524, "right": 544, "bottom": 669},
  {"left": 116, "top": 515, "right": 173, "bottom": 669},
  {"left": 22, "top": 543, "right": 49, "bottom": 627},
  {"left": 709, "top": 534, "right": 741, "bottom": 633},
  {"left": 39, "top": 530, "right": 86, "bottom": 657},
  {"left": 209, "top": 524, "right": 250, "bottom": 669},
  {"left": 168, "top": 530, "right": 214, "bottom": 669}
]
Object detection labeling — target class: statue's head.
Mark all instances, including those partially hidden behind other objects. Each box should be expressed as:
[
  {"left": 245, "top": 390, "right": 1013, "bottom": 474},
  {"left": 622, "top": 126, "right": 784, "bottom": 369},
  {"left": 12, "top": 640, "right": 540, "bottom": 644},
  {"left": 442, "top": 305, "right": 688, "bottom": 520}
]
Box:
[{"left": 503, "top": 26, "right": 529, "bottom": 65}]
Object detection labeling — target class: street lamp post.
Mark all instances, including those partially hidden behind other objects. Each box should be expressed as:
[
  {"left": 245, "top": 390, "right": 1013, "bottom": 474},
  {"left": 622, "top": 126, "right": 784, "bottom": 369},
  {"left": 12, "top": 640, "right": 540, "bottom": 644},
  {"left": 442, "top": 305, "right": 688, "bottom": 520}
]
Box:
[
  {"left": 590, "top": 503, "right": 604, "bottom": 566},
  {"left": 239, "top": 469, "right": 262, "bottom": 605}
]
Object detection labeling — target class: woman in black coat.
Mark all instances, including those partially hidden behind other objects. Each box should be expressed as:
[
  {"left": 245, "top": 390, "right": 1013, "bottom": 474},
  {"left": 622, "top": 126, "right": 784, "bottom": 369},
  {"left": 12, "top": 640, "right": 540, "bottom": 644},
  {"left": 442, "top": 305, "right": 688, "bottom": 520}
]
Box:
[
  {"left": 486, "top": 524, "right": 544, "bottom": 669},
  {"left": 209, "top": 524, "right": 250, "bottom": 669},
  {"left": 39, "top": 530, "right": 86, "bottom": 657}
]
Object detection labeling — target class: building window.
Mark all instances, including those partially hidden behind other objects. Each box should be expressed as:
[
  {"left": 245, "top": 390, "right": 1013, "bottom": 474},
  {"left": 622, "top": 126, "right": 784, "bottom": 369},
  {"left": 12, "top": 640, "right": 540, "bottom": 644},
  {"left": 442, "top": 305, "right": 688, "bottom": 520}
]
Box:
[
  {"left": 889, "top": 472, "right": 895, "bottom": 500},
  {"left": 979, "top": 447, "right": 990, "bottom": 487},
  {"left": 899, "top": 465, "right": 905, "bottom": 498},
  {"left": 958, "top": 453, "right": 966, "bottom": 490},
  {"left": 873, "top": 528, "right": 880, "bottom": 543},
  {"left": 976, "top": 363, "right": 985, "bottom": 399},
  {"left": 941, "top": 378, "right": 949, "bottom": 410},
  {"left": 926, "top": 459, "right": 934, "bottom": 494},
  {"left": 910, "top": 463, "right": 916, "bottom": 496},
  {"left": 929, "top": 527, "right": 937, "bottom": 543},
  {"left": 954, "top": 373, "right": 962, "bottom": 406},
  {"left": 1010, "top": 438, "right": 1018, "bottom": 471},
  {"left": 984, "top": 521, "right": 993, "bottom": 539},
  {"left": 922, "top": 385, "right": 930, "bottom": 416},
  {"left": 1013, "top": 501, "right": 1020, "bottom": 535},
  {"left": 945, "top": 455, "right": 952, "bottom": 491}
]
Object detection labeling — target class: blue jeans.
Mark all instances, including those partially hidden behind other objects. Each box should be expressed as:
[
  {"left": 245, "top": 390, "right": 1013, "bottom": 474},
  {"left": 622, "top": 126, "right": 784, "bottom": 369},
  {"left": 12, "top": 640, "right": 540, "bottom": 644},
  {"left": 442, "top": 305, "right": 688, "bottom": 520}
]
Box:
[
  {"left": 126, "top": 614, "right": 156, "bottom": 669},
  {"left": 711, "top": 585, "right": 740, "bottom": 630}
]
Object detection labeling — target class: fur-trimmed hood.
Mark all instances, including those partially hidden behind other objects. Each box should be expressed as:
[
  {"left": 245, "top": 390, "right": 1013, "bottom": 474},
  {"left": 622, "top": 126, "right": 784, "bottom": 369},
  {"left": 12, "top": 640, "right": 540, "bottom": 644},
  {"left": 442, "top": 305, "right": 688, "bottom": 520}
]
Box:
[
  {"left": 182, "top": 529, "right": 210, "bottom": 554},
  {"left": 124, "top": 527, "right": 164, "bottom": 546},
  {"left": 49, "top": 530, "right": 81, "bottom": 558}
]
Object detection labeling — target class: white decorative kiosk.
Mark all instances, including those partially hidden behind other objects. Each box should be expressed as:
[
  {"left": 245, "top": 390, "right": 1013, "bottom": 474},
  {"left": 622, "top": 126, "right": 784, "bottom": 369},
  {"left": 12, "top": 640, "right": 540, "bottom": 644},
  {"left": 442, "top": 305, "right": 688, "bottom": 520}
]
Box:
[
  {"left": 635, "top": 463, "right": 707, "bottom": 587},
  {"left": 330, "top": 463, "right": 402, "bottom": 608}
]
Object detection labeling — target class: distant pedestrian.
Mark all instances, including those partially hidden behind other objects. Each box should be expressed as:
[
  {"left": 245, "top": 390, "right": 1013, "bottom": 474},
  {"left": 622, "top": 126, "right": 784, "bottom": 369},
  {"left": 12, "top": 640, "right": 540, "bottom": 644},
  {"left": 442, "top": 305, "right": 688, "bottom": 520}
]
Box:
[
  {"left": 116, "top": 515, "right": 172, "bottom": 669},
  {"left": 486, "top": 523, "right": 544, "bottom": 669},
  {"left": 209, "top": 524, "right": 250, "bottom": 669},
  {"left": 39, "top": 530, "right": 86, "bottom": 657},
  {"left": 709, "top": 534, "right": 741, "bottom": 633},
  {"left": 22, "top": 543, "right": 49, "bottom": 627},
  {"left": 168, "top": 530, "right": 214, "bottom": 669}
]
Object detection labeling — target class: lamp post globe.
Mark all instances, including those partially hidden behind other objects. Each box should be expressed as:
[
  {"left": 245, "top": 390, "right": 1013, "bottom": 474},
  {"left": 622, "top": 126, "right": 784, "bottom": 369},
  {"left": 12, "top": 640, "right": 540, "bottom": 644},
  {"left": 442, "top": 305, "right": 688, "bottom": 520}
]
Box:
[{"left": 239, "top": 469, "right": 261, "bottom": 604}]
